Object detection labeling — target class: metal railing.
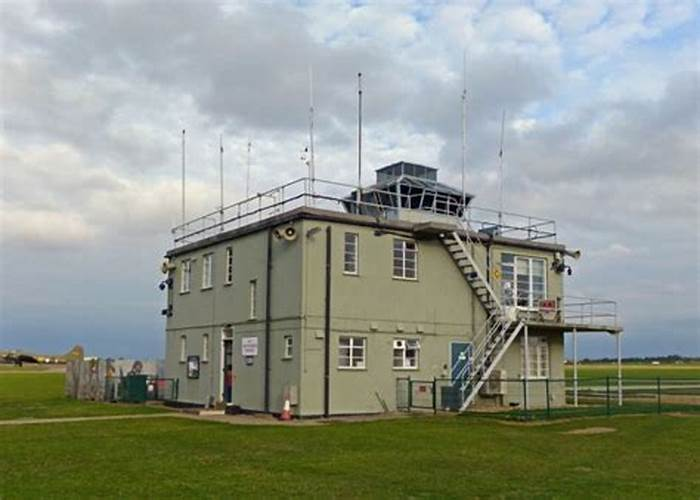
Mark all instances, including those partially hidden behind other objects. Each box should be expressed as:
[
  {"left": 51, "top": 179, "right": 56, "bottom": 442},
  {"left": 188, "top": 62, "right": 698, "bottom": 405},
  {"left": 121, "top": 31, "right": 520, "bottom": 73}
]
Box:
[
  {"left": 560, "top": 296, "right": 618, "bottom": 328},
  {"left": 172, "top": 177, "right": 557, "bottom": 246},
  {"left": 398, "top": 376, "right": 700, "bottom": 419}
]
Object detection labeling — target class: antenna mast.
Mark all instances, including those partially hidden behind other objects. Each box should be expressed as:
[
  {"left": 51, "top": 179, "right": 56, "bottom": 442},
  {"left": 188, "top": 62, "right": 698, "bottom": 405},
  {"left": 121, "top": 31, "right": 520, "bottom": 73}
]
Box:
[
  {"left": 308, "top": 65, "right": 316, "bottom": 201},
  {"left": 219, "top": 134, "right": 224, "bottom": 230},
  {"left": 181, "top": 129, "right": 186, "bottom": 228},
  {"left": 246, "top": 140, "right": 252, "bottom": 200},
  {"left": 460, "top": 51, "right": 467, "bottom": 212},
  {"left": 357, "top": 72, "right": 363, "bottom": 213},
  {"left": 498, "top": 110, "right": 506, "bottom": 228}
]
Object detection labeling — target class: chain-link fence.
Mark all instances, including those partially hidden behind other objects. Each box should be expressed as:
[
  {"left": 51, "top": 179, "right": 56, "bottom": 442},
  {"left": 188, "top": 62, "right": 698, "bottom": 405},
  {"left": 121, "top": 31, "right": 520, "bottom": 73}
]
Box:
[{"left": 396, "top": 376, "right": 700, "bottom": 420}]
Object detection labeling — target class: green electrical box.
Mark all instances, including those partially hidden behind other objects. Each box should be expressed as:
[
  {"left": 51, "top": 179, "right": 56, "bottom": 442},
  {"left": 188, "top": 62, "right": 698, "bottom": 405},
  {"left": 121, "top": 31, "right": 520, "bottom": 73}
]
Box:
[{"left": 122, "top": 375, "right": 148, "bottom": 403}]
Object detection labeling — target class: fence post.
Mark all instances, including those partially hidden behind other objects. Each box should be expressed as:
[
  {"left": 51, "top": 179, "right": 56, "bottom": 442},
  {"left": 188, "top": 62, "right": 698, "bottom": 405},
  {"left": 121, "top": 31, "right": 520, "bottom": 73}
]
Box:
[
  {"left": 606, "top": 376, "right": 611, "bottom": 416},
  {"left": 657, "top": 377, "right": 661, "bottom": 414},
  {"left": 432, "top": 377, "right": 437, "bottom": 414},
  {"left": 407, "top": 376, "right": 412, "bottom": 412},
  {"left": 545, "top": 378, "right": 551, "bottom": 419}
]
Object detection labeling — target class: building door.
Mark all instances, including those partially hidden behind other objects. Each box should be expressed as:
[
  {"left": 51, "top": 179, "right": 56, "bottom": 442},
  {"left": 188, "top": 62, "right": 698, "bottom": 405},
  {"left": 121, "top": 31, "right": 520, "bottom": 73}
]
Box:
[
  {"left": 450, "top": 342, "right": 472, "bottom": 383},
  {"left": 221, "top": 329, "right": 234, "bottom": 405}
]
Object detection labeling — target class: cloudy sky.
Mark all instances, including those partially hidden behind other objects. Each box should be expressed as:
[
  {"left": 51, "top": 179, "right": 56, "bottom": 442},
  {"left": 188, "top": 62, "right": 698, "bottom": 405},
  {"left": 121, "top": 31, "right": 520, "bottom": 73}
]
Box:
[{"left": 1, "top": 0, "right": 698, "bottom": 359}]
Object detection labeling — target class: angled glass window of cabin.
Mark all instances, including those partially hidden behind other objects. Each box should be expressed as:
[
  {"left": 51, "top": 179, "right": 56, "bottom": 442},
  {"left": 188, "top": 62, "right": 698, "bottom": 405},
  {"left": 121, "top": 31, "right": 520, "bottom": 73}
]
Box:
[
  {"left": 180, "top": 260, "right": 192, "bottom": 294},
  {"left": 202, "top": 254, "right": 213, "bottom": 289},
  {"left": 393, "top": 239, "right": 417, "bottom": 280},
  {"left": 224, "top": 247, "right": 233, "bottom": 285},
  {"left": 343, "top": 233, "right": 359, "bottom": 275},
  {"left": 501, "top": 254, "right": 546, "bottom": 309}
]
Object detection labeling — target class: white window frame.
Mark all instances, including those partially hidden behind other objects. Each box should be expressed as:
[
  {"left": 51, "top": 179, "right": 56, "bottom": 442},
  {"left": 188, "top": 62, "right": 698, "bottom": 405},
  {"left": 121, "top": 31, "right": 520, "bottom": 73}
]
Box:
[
  {"left": 283, "top": 335, "right": 293, "bottom": 360},
  {"left": 521, "top": 336, "right": 549, "bottom": 379},
  {"left": 249, "top": 279, "right": 257, "bottom": 319},
  {"left": 343, "top": 232, "right": 359, "bottom": 275},
  {"left": 179, "top": 335, "right": 187, "bottom": 362},
  {"left": 392, "top": 239, "right": 418, "bottom": 280},
  {"left": 224, "top": 247, "right": 233, "bottom": 285},
  {"left": 500, "top": 254, "right": 547, "bottom": 310},
  {"left": 201, "top": 333, "right": 209, "bottom": 363},
  {"left": 393, "top": 338, "right": 420, "bottom": 370},
  {"left": 180, "top": 259, "right": 191, "bottom": 294},
  {"left": 202, "top": 254, "right": 213, "bottom": 289},
  {"left": 338, "top": 336, "right": 366, "bottom": 370}
]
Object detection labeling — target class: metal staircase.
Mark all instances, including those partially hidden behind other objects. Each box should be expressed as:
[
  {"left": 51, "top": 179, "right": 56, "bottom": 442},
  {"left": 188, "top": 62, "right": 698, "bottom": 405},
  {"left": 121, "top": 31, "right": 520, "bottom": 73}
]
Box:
[{"left": 440, "top": 228, "right": 525, "bottom": 412}]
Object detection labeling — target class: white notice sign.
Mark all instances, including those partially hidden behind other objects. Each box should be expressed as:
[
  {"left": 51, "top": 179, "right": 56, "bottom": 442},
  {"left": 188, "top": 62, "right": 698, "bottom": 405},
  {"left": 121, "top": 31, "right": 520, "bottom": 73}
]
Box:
[{"left": 241, "top": 337, "right": 258, "bottom": 357}]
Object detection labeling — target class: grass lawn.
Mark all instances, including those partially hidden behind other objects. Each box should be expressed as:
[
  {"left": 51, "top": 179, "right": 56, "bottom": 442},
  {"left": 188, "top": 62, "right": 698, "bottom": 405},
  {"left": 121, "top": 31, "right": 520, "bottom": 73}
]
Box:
[
  {"left": 1, "top": 415, "right": 699, "bottom": 498},
  {"left": 565, "top": 362, "right": 700, "bottom": 380},
  {"left": 0, "top": 370, "right": 167, "bottom": 420}
]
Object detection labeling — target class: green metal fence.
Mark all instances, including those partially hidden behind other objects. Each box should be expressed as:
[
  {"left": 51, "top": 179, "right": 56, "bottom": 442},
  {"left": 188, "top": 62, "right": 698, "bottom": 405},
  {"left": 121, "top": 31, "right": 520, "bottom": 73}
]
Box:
[{"left": 397, "top": 376, "right": 700, "bottom": 420}]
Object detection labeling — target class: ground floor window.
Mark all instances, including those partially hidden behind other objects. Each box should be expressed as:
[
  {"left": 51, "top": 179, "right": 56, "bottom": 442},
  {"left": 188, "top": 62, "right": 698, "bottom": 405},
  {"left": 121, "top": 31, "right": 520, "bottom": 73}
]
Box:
[
  {"left": 338, "top": 336, "right": 366, "bottom": 369},
  {"left": 393, "top": 339, "right": 420, "bottom": 369},
  {"left": 179, "top": 335, "right": 187, "bottom": 362},
  {"left": 521, "top": 336, "right": 549, "bottom": 379},
  {"left": 283, "top": 335, "right": 293, "bottom": 359}
]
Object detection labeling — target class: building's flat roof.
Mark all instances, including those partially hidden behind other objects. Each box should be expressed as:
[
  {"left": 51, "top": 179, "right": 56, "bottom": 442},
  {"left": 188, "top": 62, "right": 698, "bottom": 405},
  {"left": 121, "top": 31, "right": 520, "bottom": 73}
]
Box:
[{"left": 167, "top": 206, "right": 566, "bottom": 258}]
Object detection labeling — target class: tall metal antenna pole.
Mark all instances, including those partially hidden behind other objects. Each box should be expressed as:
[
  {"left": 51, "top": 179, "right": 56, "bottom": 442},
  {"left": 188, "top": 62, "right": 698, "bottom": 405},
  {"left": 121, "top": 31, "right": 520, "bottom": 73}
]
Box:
[
  {"left": 246, "top": 140, "right": 252, "bottom": 200},
  {"left": 219, "top": 134, "right": 224, "bottom": 230},
  {"left": 308, "top": 64, "right": 316, "bottom": 202},
  {"left": 460, "top": 51, "right": 467, "bottom": 213},
  {"left": 357, "top": 72, "right": 363, "bottom": 213},
  {"left": 498, "top": 110, "right": 506, "bottom": 228},
  {"left": 181, "top": 129, "right": 186, "bottom": 228}
]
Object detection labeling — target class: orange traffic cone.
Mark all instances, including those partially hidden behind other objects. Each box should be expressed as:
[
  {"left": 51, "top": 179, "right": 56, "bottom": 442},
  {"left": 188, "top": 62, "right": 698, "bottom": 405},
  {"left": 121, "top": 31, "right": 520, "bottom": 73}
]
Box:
[{"left": 280, "top": 398, "right": 292, "bottom": 421}]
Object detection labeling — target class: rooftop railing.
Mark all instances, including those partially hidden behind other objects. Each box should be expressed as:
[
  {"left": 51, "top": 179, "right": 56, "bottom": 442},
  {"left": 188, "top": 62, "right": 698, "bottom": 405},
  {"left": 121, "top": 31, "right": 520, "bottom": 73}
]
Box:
[
  {"left": 560, "top": 296, "right": 619, "bottom": 329},
  {"left": 171, "top": 177, "right": 557, "bottom": 247}
]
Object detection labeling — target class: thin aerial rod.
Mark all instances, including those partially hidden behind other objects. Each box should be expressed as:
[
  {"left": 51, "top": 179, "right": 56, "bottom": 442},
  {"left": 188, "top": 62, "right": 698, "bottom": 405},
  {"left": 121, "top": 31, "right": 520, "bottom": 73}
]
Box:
[
  {"left": 246, "top": 140, "right": 252, "bottom": 200},
  {"left": 357, "top": 72, "right": 363, "bottom": 213},
  {"left": 308, "top": 64, "right": 316, "bottom": 201},
  {"left": 498, "top": 110, "right": 506, "bottom": 228},
  {"left": 219, "top": 134, "right": 224, "bottom": 230},
  {"left": 460, "top": 51, "right": 467, "bottom": 213},
  {"left": 181, "top": 129, "right": 186, "bottom": 227}
]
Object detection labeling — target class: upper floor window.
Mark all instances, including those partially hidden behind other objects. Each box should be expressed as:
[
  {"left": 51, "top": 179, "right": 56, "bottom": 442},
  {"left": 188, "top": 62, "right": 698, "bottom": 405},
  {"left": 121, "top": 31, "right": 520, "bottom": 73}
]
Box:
[
  {"left": 501, "top": 254, "right": 546, "bottom": 309},
  {"left": 343, "top": 233, "right": 359, "bottom": 275},
  {"left": 224, "top": 247, "right": 233, "bottom": 285},
  {"left": 521, "top": 336, "right": 549, "bottom": 379},
  {"left": 202, "top": 254, "right": 213, "bottom": 289},
  {"left": 393, "top": 339, "right": 420, "bottom": 369},
  {"left": 393, "top": 239, "right": 417, "bottom": 279},
  {"left": 202, "top": 334, "right": 209, "bottom": 362},
  {"left": 180, "top": 260, "right": 192, "bottom": 293},
  {"left": 338, "top": 336, "right": 366, "bottom": 369},
  {"left": 249, "top": 279, "right": 257, "bottom": 319}
]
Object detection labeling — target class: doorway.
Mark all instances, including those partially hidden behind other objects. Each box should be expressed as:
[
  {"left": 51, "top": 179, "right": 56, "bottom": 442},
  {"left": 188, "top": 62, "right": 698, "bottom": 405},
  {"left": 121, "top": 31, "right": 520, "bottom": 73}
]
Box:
[
  {"left": 450, "top": 341, "right": 472, "bottom": 384},
  {"left": 221, "top": 328, "right": 234, "bottom": 405}
]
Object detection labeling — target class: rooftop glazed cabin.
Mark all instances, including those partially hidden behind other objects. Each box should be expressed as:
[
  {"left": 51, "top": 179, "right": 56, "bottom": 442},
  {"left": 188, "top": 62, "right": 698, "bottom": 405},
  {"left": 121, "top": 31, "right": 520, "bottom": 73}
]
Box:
[{"left": 161, "top": 161, "right": 622, "bottom": 416}]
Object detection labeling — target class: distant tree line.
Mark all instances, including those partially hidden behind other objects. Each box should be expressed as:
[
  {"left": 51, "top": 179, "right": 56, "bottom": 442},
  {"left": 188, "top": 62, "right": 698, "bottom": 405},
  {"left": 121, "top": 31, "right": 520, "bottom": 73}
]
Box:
[{"left": 570, "top": 355, "right": 700, "bottom": 364}]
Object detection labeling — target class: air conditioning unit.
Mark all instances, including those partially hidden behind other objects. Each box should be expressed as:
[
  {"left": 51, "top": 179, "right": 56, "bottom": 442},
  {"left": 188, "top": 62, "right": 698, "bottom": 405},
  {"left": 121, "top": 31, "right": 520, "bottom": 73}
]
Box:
[
  {"left": 480, "top": 369, "right": 507, "bottom": 396},
  {"left": 393, "top": 340, "right": 405, "bottom": 349}
]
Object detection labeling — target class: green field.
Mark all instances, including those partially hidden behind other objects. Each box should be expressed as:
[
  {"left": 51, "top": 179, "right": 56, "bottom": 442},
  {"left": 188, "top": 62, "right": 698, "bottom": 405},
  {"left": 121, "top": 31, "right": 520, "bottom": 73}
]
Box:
[
  {"left": 0, "top": 371, "right": 166, "bottom": 420},
  {"left": 565, "top": 362, "right": 700, "bottom": 380},
  {"left": 1, "top": 369, "right": 700, "bottom": 498}
]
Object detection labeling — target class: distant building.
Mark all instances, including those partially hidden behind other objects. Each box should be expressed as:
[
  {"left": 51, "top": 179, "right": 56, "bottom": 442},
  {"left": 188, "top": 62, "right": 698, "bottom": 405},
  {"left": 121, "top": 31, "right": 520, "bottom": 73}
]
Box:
[{"left": 161, "top": 161, "right": 621, "bottom": 415}]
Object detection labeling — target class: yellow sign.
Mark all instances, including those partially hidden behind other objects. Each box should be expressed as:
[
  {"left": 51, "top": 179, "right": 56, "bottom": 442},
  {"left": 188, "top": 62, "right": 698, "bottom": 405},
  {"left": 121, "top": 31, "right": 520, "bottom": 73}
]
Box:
[{"left": 493, "top": 267, "right": 501, "bottom": 280}]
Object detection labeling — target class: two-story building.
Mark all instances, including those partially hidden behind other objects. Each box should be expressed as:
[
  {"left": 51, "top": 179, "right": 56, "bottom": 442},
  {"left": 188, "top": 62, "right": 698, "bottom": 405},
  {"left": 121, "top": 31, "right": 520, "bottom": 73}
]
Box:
[{"left": 161, "top": 161, "right": 621, "bottom": 416}]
